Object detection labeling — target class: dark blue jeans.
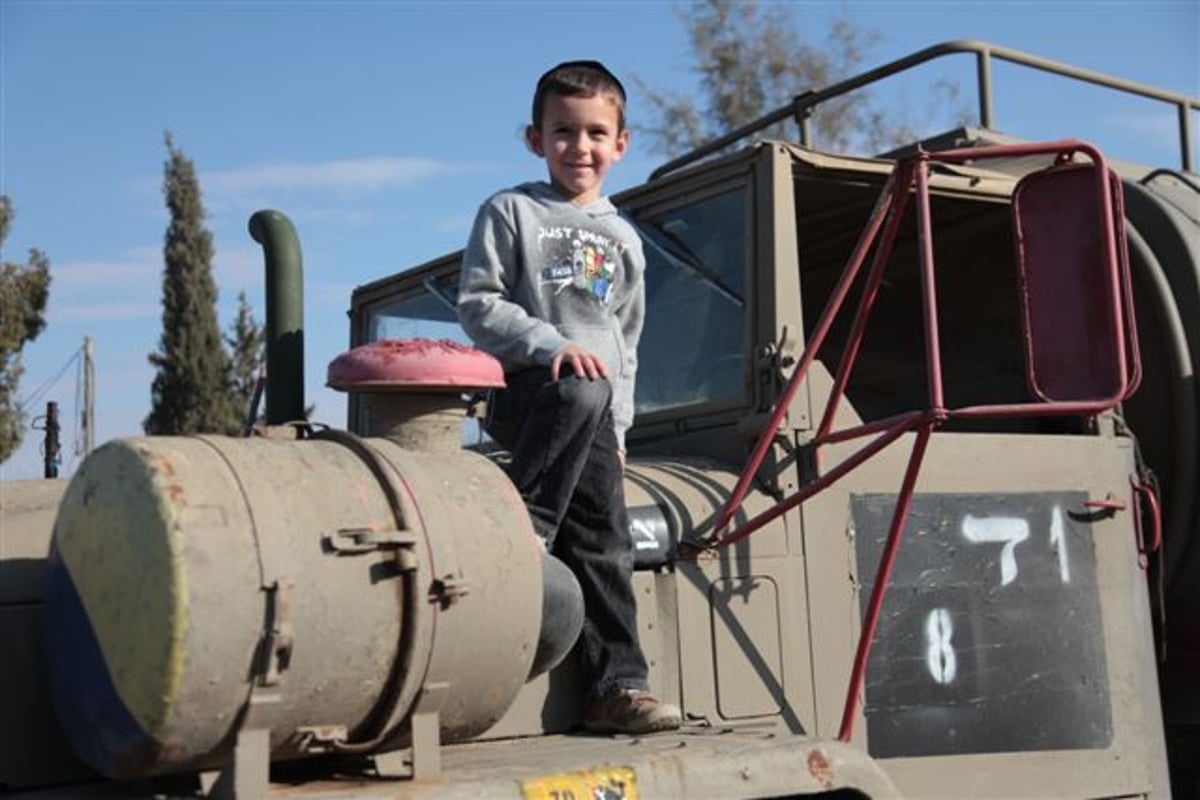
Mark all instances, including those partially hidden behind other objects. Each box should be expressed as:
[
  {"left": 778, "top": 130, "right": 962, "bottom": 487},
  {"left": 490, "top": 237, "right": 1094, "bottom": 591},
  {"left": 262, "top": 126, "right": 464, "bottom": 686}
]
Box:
[{"left": 486, "top": 366, "right": 649, "bottom": 699}]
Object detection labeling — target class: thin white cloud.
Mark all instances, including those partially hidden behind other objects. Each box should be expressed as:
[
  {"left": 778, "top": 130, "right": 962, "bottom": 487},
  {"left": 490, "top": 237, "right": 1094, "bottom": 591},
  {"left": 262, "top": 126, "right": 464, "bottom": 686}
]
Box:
[
  {"left": 48, "top": 253, "right": 161, "bottom": 322},
  {"left": 203, "top": 157, "right": 456, "bottom": 194},
  {"left": 54, "top": 302, "right": 159, "bottom": 322},
  {"left": 51, "top": 257, "right": 158, "bottom": 288},
  {"left": 287, "top": 207, "right": 379, "bottom": 225},
  {"left": 49, "top": 246, "right": 266, "bottom": 326},
  {"left": 128, "top": 245, "right": 160, "bottom": 262}
]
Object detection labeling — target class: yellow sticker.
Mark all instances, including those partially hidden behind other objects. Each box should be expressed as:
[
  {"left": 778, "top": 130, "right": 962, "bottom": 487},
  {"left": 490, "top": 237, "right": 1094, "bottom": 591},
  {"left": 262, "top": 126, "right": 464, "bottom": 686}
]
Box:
[{"left": 522, "top": 766, "right": 638, "bottom": 800}]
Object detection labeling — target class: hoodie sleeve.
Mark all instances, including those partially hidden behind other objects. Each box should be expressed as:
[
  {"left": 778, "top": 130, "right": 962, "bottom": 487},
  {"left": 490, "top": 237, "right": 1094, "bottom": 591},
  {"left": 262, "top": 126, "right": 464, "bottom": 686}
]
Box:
[
  {"left": 609, "top": 232, "right": 646, "bottom": 451},
  {"left": 457, "top": 198, "right": 570, "bottom": 366}
]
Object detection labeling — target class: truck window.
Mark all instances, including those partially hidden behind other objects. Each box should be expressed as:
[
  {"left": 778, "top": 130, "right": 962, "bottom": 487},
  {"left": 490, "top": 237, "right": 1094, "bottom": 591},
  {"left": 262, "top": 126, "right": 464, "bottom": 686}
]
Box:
[
  {"left": 365, "top": 272, "right": 466, "bottom": 344},
  {"left": 357, "top": 186, "right": 750, "bottom": 431},
  {"left": 633, "top": 187, "right": 748, "bottom": 416}
]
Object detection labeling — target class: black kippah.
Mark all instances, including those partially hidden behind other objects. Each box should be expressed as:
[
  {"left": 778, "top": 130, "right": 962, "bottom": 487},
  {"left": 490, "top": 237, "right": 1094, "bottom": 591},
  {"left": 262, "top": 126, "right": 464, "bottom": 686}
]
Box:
[{"left": 536, "top": 60, "right": 626, "bottom": 102}]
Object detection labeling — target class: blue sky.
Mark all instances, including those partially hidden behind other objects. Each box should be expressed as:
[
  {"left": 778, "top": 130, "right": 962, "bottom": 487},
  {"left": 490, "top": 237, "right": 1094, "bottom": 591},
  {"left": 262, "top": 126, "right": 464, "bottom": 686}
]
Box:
[{"left": 1, "top": 0, "right": 1197, "bottom": 480}]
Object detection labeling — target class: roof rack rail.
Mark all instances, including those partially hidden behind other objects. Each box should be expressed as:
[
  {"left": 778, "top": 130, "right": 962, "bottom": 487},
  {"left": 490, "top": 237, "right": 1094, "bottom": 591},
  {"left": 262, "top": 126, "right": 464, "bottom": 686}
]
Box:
[{"left": 649, "top": 39, "right": 1200, "bottom": 180}]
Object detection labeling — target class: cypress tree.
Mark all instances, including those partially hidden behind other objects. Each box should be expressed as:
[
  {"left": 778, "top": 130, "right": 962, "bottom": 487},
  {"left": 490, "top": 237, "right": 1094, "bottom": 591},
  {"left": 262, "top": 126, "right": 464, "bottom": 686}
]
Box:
[
  {"left": 226, "top": 290, "right": 265, "bottom": 430},
  {"left": 144, "top": 133, "right": 239, "bottom": 435}
]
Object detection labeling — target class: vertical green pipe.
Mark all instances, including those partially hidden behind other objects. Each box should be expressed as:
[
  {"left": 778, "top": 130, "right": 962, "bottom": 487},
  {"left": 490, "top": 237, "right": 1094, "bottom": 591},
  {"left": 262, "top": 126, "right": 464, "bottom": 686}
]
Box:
[{"left": 248, "top": 210, "right": 305, "bottom": 425}]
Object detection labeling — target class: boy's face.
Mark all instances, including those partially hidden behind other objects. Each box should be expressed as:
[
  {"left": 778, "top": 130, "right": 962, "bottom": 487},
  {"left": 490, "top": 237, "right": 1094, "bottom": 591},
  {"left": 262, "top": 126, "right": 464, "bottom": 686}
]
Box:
[{"left": 527, "top": 91, "right": 628, "bottom": 206}]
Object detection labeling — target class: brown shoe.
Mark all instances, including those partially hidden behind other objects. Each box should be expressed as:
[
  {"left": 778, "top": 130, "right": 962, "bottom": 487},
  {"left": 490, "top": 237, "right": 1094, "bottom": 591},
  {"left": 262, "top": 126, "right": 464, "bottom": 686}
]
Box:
[{"left": 583, "top": 688, "right": 682, "bottom": 735}]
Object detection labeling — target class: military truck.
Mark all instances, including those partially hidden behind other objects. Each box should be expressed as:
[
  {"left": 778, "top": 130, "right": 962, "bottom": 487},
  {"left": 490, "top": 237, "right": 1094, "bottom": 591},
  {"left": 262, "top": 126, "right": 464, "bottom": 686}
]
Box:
[{"left": 3, "top": 41, "right": 1197, "bottom": 799}]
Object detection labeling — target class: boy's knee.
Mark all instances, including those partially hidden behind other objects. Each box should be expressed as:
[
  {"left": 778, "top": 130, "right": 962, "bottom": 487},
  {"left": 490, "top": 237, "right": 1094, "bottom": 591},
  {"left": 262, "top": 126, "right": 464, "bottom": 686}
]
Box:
[{"left": 552, "top": 376, "right": 612, "bottom": 420}]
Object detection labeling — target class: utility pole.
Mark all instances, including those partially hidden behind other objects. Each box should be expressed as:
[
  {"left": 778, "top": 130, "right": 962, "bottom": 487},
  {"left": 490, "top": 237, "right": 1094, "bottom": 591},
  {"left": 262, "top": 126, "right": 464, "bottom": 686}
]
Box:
[
  {"left": 82, "top": 336, "right": 95, "bottom": 455},
  {"left": 43, "top": 401, "right": 60, "bottom": 479}
]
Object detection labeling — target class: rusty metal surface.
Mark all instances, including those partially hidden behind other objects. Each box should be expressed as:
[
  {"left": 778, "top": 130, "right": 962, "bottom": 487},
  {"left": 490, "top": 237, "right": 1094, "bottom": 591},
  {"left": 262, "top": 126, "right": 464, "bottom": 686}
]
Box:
[
  {"left": 9, "top": 732, "right": 898, "bottom": 799},
  {"left": 267, "top": 731, "right": 900, "bottom": 799}
]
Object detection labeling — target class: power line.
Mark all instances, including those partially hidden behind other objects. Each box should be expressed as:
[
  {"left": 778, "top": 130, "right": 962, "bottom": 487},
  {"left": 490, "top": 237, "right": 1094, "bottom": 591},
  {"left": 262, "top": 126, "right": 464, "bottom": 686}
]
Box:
[{"left": 16, "top": 347, "right": 81, "bottom": 415}]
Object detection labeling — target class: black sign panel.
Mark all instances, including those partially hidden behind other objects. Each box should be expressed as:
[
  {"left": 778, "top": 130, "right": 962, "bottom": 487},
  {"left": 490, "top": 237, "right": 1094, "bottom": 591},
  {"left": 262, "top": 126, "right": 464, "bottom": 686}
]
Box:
[
  {"left": 629, "top": 504, "right": 672, "bottom": 569},
  {"left": 852, "top": 492, "right": 1112, "bottom": 758}
]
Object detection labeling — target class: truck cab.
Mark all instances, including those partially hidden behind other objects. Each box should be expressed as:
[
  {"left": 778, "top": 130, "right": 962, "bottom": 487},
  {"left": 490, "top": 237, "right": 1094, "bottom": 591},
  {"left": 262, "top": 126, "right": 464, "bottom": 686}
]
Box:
[{"left": 347, "top": 139, "right": 1171, "bottom": 798}]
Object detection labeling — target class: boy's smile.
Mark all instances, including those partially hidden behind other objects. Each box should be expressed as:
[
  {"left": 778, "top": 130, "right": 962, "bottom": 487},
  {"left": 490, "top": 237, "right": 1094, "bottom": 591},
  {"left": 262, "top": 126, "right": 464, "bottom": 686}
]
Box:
[{"left": 527, "top": 93, "right": 629, "bottom": 206}]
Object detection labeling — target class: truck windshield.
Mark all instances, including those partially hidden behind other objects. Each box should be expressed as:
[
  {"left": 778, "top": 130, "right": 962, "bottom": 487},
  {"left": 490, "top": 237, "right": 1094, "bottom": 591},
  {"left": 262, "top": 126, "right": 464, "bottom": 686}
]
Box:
[
  {"left": 362, "top": 185, "right": 749, "bottom": 420},
  {"left": 634, "top": 187, "right": 748, "bottom": 415}
]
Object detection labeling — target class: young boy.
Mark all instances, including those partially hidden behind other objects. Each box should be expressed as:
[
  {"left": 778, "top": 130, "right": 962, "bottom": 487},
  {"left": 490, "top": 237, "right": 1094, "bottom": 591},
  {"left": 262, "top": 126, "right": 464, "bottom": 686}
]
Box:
[{"left": 457, "top": 60, "right": 681, "bottom": 735}]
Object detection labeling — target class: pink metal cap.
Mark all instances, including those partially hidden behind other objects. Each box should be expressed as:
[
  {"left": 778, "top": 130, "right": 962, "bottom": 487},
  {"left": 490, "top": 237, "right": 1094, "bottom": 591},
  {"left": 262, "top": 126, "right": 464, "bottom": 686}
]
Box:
[{"left": 327, "top": 338, "right": 505, "bottom": 392}]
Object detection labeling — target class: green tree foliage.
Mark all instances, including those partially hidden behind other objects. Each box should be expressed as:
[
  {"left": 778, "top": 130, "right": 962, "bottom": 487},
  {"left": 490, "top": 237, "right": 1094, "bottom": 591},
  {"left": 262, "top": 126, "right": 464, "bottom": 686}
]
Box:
[
  {"left": 635, "top": 0, "right": 961, "bottom": 158},
  {"left": 226, "top": 291, "right": 265, "bottom": 430},
  {"left": 144, "top": 134, "right": 241, "bottom": 436},
  {"left": 0, "top": 196, "right": 51, "bottom": 462}
]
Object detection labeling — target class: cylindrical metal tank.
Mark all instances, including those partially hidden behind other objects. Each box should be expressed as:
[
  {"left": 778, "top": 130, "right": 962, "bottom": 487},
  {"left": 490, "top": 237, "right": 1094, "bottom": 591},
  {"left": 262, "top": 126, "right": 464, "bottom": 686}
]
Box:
[
  {"left": 44, "top": 432, "right": 542, "bottom": 779},
  {"left": 1123, "top": 173, "right": 1200, "bottom": 605},
  {"left": 1121, "top": 172, "right": 1200, "bottom": 748},
  {"left": 326, "top": 337, "right": 586, "bottom": 679}
]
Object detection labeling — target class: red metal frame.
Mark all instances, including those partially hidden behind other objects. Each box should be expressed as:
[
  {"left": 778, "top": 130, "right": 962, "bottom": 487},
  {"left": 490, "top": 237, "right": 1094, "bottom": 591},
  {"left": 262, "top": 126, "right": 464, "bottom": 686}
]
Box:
[
  {"left": 1132, "top": 478, "right": 1163, "bottom": 569},
  {"left": 704, "top": 141, "right": 1140, "bottom": 743}
]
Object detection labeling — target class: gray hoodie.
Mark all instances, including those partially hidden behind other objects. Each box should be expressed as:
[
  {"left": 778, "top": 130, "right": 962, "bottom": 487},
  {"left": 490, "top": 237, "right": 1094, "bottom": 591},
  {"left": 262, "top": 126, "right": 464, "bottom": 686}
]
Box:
[{"left": 457, "top": 182, "right": 645, "bottom": 449}]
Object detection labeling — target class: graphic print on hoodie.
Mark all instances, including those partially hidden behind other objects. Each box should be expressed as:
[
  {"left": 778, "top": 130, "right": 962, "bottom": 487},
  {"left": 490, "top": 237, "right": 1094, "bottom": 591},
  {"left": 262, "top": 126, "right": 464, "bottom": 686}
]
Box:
[{"left": 536, "top": 225, "right": 622, "bottom": 304}]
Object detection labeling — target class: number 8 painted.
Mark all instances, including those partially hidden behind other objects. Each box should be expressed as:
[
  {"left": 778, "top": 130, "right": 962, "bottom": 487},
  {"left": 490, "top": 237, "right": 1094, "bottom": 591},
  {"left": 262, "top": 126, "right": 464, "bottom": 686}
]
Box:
[{"left": 925, "top": 607, "right": 957, "bottom": 685}]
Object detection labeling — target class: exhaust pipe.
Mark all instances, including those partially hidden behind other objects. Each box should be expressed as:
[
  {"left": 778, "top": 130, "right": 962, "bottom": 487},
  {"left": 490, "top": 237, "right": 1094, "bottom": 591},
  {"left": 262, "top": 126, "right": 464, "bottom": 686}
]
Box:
[{"left": 249, "top": 209, "right": 305, "bottom": 425}]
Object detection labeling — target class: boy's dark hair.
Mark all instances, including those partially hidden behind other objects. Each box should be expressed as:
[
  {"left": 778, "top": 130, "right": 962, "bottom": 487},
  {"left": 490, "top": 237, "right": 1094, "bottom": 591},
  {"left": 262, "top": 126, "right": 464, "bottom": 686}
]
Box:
[{"left": 532, "top": 60, "right": 627, "bottom": 130}]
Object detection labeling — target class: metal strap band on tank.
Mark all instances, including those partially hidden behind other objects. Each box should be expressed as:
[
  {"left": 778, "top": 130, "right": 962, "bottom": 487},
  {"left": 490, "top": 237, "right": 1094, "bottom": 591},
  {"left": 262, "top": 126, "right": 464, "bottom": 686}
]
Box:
[
  {"left": 193, "top": 436, "right": 305, "bottom": 744},
  {"left": 308, "top": 429, "right": 429, "bottom": 755},
  {"left": 196, "top": 435, "right": 297, "bottom": 592},
  {"left": 195, "top": 435, "right": 298, "bottom": 719}
]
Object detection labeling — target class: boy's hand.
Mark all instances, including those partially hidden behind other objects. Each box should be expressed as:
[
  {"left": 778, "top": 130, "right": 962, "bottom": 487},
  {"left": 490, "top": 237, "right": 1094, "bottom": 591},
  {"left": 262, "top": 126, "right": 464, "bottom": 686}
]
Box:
[{"left": 551, "top": 344, "right": 609, "bottom": 382}]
